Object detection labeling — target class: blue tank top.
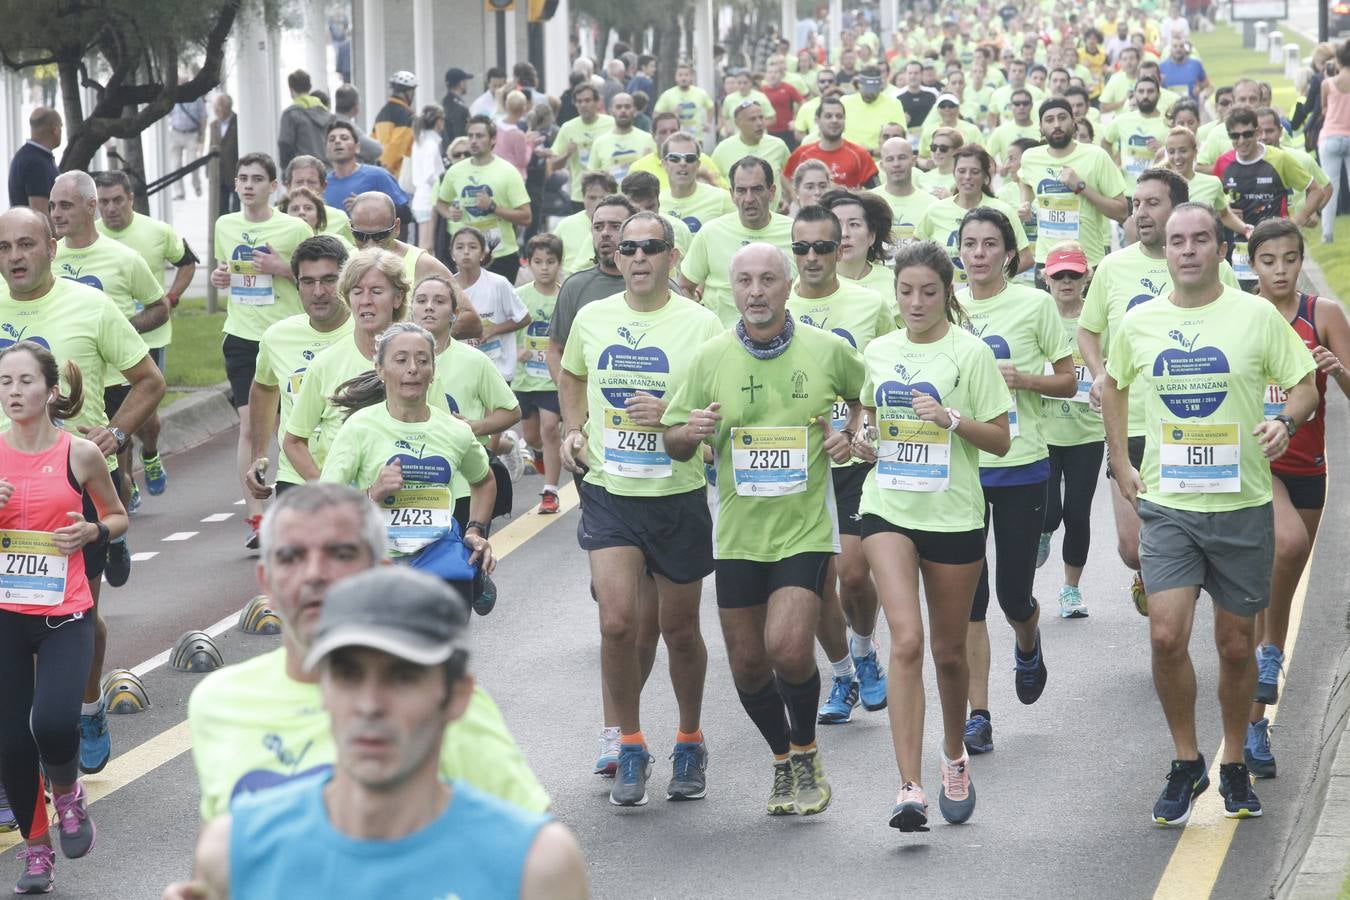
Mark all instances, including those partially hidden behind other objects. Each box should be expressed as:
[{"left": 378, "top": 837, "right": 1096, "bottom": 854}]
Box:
[{"left": 230, "top": 774, "right": 549, "bottom": 900}]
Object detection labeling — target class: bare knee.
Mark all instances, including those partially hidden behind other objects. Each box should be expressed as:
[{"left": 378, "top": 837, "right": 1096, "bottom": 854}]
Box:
[
  {"left": 888, "top": 630, "right": 924, "bottom": 669},
  {"left": 597, "top": 599, "right": 635, "bottom": 645},
  {"left": 1150, "top": 624, "right": 1189, "bottom": 661},
  {"left": 1116, "top": 538, "right": 1140, "bottom": 570},
  {"left": 930, "top": 637, "right": 966, "bottom": 676},
  {"left": 1216, "top": 628, "right": 1255, "bottom": 667}
]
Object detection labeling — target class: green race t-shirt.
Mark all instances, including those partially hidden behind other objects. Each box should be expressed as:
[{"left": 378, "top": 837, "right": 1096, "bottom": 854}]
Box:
[
  {"left": 654, "top": 86, "right": 715, "bottom": 135},
  {"left": 710, "top": 134, "right": 791, "bottom": 204},
  {"left": 435, "top": 156, "right": 531, "bottom": 261},
  {"left": 1102, "top": 111, "right": 1171, "bottom": 192},
  {"left": 680, "top": 212, "right": 796, "bottom": 327},
  {"left": 858, "top": 325, "right": 1011, "bottom": 532},
  {"left": 1018, "top": 141, "right": 1127, "bottom": 265},
  {"left": 435, "top": 337, "right": 520, "bottom": 491},
  {"left": 1105, "top": 286, "right": 1315, "bottom": 512},
  {"left": 1039, "top": 313, "right": 1103, "bottom": 447},
  {"left": 320, "top": 403, "right": 491, "bottom": 545},
  {"left": 985, "top": 122, "right": 1042, "bottom": 165},
  {"left": 841, "top": 263, "right": 898, "bottom": 322},
  {"left": 661, "top": 325, "right": 866, "bottom": 561},
  {"left": 869, "top": 187, "right": 930, "bottom": 243},
  {"left": 553, "top": 210, "right": 595, "bottom": 276},
  {"left": 660, "top": 182, "right": 736, "bottom": 235},
  {"left": 1185, "top": 171, "right": 1227, "bottom": 212},
  {"left": 97, "top": 213, "right": 185, "bottom": 349},
  {"left": 321, "top": 205, "right": 356, "bottom": 244},
  {"left": 513, "top": 281, "right": 559, "bottom": 392},
  {"left": 562, "top": 292, "right": 722, "bottom": 497},
  {"left": 187, "top": 647, "right": 548, "bottom": 821},
  {"left": 916, "top": 195, "right": 1030, "bottom": 286},
  {"left": 1099, "top": 71, "right": 1137, "bottom": 108},
  {"left": 254, "top": 313, "right": 355, "bottom": 486},
  {"left": 720, "top": 90, "right": 775, "bottom": 123},
  {"left": 551, "top": 114, "right": 616, "bottom": 202},
  {"left": 213, "top": 210, "right": 313, "bottom": 340},
  {"left": 840, "top": 93, "right": 908, "bottom": 151},
  {"left": 956, "top": 282, "right": 1073, "bottom": 468},
  {"left": 587, "top": 129, "right": 658, "bottom": 181}
]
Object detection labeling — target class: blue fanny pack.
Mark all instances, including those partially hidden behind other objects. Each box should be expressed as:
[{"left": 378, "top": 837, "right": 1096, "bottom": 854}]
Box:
[{"left": 402, "top": 520, "right": 477, "bottom": 582}]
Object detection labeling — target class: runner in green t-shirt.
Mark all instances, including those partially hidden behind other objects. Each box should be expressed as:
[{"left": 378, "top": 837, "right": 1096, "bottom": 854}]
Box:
[
  {"left": 679, "top": 158, "right": 795, "bottom": 327},
  {"left": 1101, "top": 203, "right": 1317, "bottom": 826},
  {"left": 559, "top": 211, "right": 721, "bottom": 809},
  {"left": 869, "top": 138, "right": 929, "bottom": 245},
  {"left": 662, "top": 242, "right": 866, "bottom": 818},
  {"left": 915, "top": 147, "right": 1031, "bottom": 286},
  {"left": 711, "top": 105, "right": 790, "bottom": 208},
  {"left": 545, "top": 84, "right": 615, "bottom": 204},
  {"left": 1102, "top": 79, "right": 1172, "bottom": 194},
  {"left": 1017, "top": 99, "right": 1128, "bottom": 268},
  {"left": 587, "top": 94, "right": 657, "bottom": 181},
  {"left": 821, "top": 189, "right": 898, "bottom": 319},
  {"left": 955, "top": 207, "right": 1076, "bottom": 754},
  {"left": 555, "top": 172, "right": 618, "bottom": 276},
  {"left": 850, "top": 240, "right": 1012, "bottom": 831},
  {"left": 785, "top": 205, "right": 896, "bottom": 727},
  {"left": 513, "top": 234, "right": 565, "bottom": 515},
  {"left": 653, "top": 64, "right": 715, "bottom": 146},
  {"left": 659, "top": 133, "right": 736, "bottom": 235},
  {"left": 434, "top": 117, "right": 532, "bottom": 276}
]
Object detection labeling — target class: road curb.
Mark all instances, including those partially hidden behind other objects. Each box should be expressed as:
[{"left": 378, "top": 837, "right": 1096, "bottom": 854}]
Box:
[{"left": 157, "top": 382, "right": 237, "bottom": 458}]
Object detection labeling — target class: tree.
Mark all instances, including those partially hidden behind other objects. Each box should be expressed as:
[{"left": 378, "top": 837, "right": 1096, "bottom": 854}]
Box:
[{"left": 0, "top": 0, "right": 264, "bottom": 173}]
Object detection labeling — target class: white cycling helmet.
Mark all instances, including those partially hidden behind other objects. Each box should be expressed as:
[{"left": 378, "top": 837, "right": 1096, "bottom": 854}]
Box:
[{"left": 390, "top": 70, "right": 418, "bottom": 89}]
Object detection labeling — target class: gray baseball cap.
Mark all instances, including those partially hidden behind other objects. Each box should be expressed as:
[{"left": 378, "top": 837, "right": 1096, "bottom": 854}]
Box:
[{"left": 303, "top": 567, "right": 470, "bottom": 672}]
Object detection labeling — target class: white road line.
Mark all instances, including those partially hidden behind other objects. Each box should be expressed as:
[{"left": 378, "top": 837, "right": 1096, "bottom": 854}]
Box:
[
  {"left": 161, "top": 531, "right": 198, "bottom": 542},
  {"left": 232, "top": 499, "right": 245, "bottom": 506},
  {"left": 200, "top": 513, "right": 233, "bottom": 523},
  {"left": 128, "top": 552, "right": 159, "bottom": 562},
  {"left": 128, "top": 610, "right": 242, "bottom": 678}
]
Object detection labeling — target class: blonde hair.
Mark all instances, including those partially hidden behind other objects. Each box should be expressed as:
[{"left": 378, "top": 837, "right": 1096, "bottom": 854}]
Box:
[
  {"left": 1164, "top": 125, "right": 1197, "bottom": 149},
  {"left": 932, "top": 126, "right": 965, "bottom": 150},
  {"left": 338, "top": 247, "right": 409, "bottom": 321}
]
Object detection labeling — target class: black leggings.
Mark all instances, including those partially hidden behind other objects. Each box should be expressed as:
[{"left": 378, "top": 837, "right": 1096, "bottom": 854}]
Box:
[
  {"left": 0, "top": 610, "right": 94, "bottom": 839},
  {"left": 970, "top": 480, "right": 1047, "bottom": 623},
  {"left": 1044, "top": 442, "right": 1105, "bottom": 568}
]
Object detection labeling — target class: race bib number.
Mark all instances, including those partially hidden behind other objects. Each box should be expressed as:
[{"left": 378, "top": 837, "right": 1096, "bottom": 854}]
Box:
[
  {"left": 603, "top": 408, "right": 672, "bottom": 478},
  {"left": 478, "top": 337, "right": 503, "bottom": 356},
  {"left": 1159, "top": 422, "right": 1240, "bottom": 493},
  {"left": 876, "top": 413, "right": 951, "bottom": 492},
  {"left": 382, "top": 487, "right": 453, "bottom": 553},
  {"left": 1231, "top": 241, "right": 1254, "bottom": 282},
  {"left": 1044, "top": 358, "right": 1091, "bottom": 404},
  {"left": 1262, "top": 383, "right": 1310, "bottom": 421},
  {"left": 229, "top": 258, "right": 275, "bottom": 306},
  {"left": 0, "top": 530, "right": 67, "bottom": 607},
  {"left": 1124, "top": 138, "right": 1155, "bottom": 179},
  {"left": 1037, "top": 194, "right": 1081, "bottom": 243},
  {"left": 830, "top": 398, "right": 850, "bottom": 433},
  {"left": 731, "top": 426, "right": 808, "bottom": 496},
  {"left": 524, "top": 335, "right": 550, "bottom": 379}
]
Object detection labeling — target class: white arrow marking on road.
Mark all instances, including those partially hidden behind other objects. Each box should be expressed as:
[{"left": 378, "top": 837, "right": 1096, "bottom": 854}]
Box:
[
  {"left": 161, "top": 531, "right": 198, "bottom": 542},
  {"left": 201, "top": 513, "right": 234, "bottom": 523},
  {"left": 129, "top": 552, "right": 159, "bottom": 562}
]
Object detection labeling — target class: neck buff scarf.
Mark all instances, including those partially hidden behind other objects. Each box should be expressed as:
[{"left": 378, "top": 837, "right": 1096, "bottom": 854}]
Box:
[{"left": 736, "top": 311, "right": 795, "bottom": 360}]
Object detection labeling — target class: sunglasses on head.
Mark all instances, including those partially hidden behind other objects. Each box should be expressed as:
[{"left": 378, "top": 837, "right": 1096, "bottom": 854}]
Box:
[
  {"left": 352, "top": 226, "right": 397, "bottom": 243},
  {"left": 617, "top": 238, "right": 671, "bottom": 256},
  {"left": 665, "top": 152, "right": 699, "bottom": 164},
  {"left": 1049, "top": 270, "right": 1085, "bottom": 281},
  {"left": 790, "top": 239, "right": 839, "bottom": 256},
  {"left": 1227, "top": 129, "right": 1256, "bottom": 141}
]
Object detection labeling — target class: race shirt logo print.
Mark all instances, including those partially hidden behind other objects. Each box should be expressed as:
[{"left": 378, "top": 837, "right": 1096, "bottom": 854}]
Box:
[
  {"left": 0, "top": 324, "right": 50, "bottom": 351},
  {"left": 1129, "top": 276, "right": 1165, "bottom": 311},
  {"left": 1152, "top": 329, "right": 1230, "bottom": 418},
  {"left": 596, "top": 326, "right": 669, "bottom": 406},
  {"left": 58, "top": 263, "right": 103, "bottom": 291},
  {"left": 796, "top": 313, "right": 856, "bottom": 348},
  {"left": 875, "top": 363, "right": 942, "bottom": 409}
]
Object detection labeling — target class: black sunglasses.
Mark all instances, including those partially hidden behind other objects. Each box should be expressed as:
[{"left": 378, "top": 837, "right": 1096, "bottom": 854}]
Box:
[
  {"left": 450, "top": 151, "right": 470, "bottom": 160},
  {"left": 931, "top": 143, "right": 953, "bottom": 153},
  {"left": 1049, "top": 270, "right": 1085, "bottom": 281},
  {"left": 665, "top": 152, "right": 699, "bottom": 164},
  {"left": 1011, "top": 99, "right": 1032, "bottom": 106},
  {"left": 617, "top": 238, "right": 671, "bottom": 256},
  {"left": 1227, "top": 129, "right": 1256, "bottom": 141},
  {"left": 352, "top": 226, "right": 397, "bottom": 243},
  {"left": 790, "top": 239, "right": 839, "bottom": 256}
]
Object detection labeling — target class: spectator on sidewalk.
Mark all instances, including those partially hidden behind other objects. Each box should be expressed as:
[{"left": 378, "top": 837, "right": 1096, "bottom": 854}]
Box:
[
  {"left": 442, "top": 67, "right": 473, "bottom": 151},
  {"left": 333, "top": 85, "right": 385, "bottom": 164},
  {"left": 373, "top": 71, "right": 419, "bottom": 179},
  {"left": 7, "top": 107, "right": 61, "bottom": 214},
  {"left": 209, "top": 94, "right": 239, "bottom": 213},
  {"left": 471, "top": 68, "right": 508, "bottom": 119},
  {"left": 278, "top": 69, "right": 335, "bottom": 169},
  {"left": 169, "top": 93, "right": 208, "bottom": 200}
]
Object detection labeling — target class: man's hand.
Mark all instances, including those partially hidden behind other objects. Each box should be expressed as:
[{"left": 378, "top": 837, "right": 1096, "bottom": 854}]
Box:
[
  {"left": 77, "top": 425, "right": 120, "bottom": 456},
  {"left": 243, "top": 457, "right": 273, "bottom": 500},
  {"left": 1089, "top": 372, "right": 1106, "bottom": 412},
  {"left": 210, "top": 262, "right": 230, "bottom": 289},
  {"left": 250, "top": 245, "right": 289, "bottom": 277},
  {"left": 1254, "top": 419, "right": 1291, "bottom": 460},
  {"left": 624, "top": 391, "right": 667, "bottom": 427},
  {"left": 685, "top": 402, "right": 722, "bottom": 441},
  {"left": 473, "top": 192, "right": 493, "bottom": 212},
  {"left": 1058, "top": 165, "right": 1082, "bottom": 190},
  {"left": 466, "top": 534, "right": 495, "bottom": 573},
  {"left": 1110, "top": 461, "right": 1146, "bottom": 505},
  {"left": 0, "top": 479, "right": 12, "bottom": 509},
  {"left": 559, "top": 428, "right": 588, "bottom": 474},
  {"left": 819, "top": 415, "right": 852, "bottom": 464}
]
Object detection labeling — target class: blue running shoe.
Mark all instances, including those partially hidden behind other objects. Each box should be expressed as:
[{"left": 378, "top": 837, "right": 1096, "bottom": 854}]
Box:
[
  {"left": 964, "top": 714, "right": 993, "bottom": 755},
  {"left": 143, "top": 454, "right": 167, "bottom": 495},
  {"left": 1254, "top": 644, "right": 1283, "bottom": 705},
  {"left": 1014, "top": 629, "right": 1048, "bottom": 705},
  {"left": 79, "top": 704, "right": 111, "bottom": 774},
  {"left": 854, "top": 649, "right": 888, "bottom": 711},
  {"left": 1219, "top": 762, "right": 1262, "bottom": 818},
  {"left": 1035, "top": 532, "right": 1052, "bottom": 568},
  {"left": 0, "top": 784, "right": 15, "bottom": 833},
  {"left": 127, "top": 483, "right": 142, "bottom": 515},
  {"left": 666, "top": 741, "right": 708, "bottom": 800},
  {"left": 1244, "top": 718, "right": 1276, "bottom": 778},
  {"left": 609, "top": 743, "right": 653, "bottom": 806},
  {"left": 816, "top": 675, "right": 859, "bottom": 724},
  {"left": 1153, "top": 757, "right": 1209, "bottom": 826}
]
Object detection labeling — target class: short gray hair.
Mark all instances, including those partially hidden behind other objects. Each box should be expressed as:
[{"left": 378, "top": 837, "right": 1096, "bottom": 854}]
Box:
[
  {"left": 730, "top": 241, "right": 793, "bottom": 281},
  {"left": 260, "top": 483, "right": 389, "bottom": 568},
  {"left": 620, "top": 210, "right": 674, "bottom": 247},
  {"left": 53, "top": 170, "right": 96, "bottom": 203}
]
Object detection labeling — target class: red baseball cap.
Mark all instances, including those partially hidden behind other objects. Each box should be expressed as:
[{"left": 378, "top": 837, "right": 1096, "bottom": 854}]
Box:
[{"left": 1044, "top": 247, "right": 1089, "bottom": 277}]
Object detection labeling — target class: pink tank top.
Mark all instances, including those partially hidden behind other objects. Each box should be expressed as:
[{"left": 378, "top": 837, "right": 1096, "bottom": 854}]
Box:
[
  {"left": 0, "top": 431, "right": 94, "bottom": 616},
  {"left": 1322, "top": 78, "right": 1350, "bottom": 139}
]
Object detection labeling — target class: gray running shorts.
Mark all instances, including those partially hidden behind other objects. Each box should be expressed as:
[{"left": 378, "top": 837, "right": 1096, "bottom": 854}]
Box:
[{"left": 1137, "top": 499, "right": 1274, "bottom": 618}]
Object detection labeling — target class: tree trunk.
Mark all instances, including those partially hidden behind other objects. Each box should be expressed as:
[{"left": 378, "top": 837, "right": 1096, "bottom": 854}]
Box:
[
  {"left": 56, "top": 58, "right": 84, "bottom": 170},
  {"left": 119, "top": 105, "right": 151, "bottom": 215},
  {"left": 653, "top": 15, "right": 681, "bottom": 89}
]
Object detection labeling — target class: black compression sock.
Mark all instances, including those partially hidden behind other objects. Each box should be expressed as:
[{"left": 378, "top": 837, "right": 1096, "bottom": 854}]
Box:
[
  {"left": 776, "top": 671, "right": 823, "bottom": 748},
  {"left": 737, "top": 680, "right": 791, "bottom": 756}
]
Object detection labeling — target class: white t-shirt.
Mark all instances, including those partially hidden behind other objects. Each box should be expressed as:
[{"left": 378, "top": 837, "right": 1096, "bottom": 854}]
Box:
[{"left": 463, "top": 269, "right": 529, "bottom": 382}]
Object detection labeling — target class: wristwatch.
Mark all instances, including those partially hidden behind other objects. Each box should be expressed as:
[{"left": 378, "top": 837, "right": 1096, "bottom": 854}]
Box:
[
  {"left": 108, "top": 426, "right": 128, "bottom": 451},
  {"left": 944, "top": 408, "right": 962, "bottom": 432},
  {"left": 1074, "top": 180, "right": 1087, "bottom": 194},
  {"left": 1274, "top": 414, "right": 1297, "bottom": 438}
]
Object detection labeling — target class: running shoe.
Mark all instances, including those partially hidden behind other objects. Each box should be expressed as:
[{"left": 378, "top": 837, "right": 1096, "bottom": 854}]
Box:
[
  {"left": 1218, "top": 762, "right": 1263, "bottom": 818},
  {"left": 964, "top": 714, "right": 993, "bottom": 755},
  {"left": 126, "top": 483, "right": 142, "bottom": 515},
  {"left": 53, "top": 782, "right": 95, "bottom": 858},
  {"left": 666, "top": 740, "right": 708, "bottom": 801},
  {"left": 854, "top": 649, "right": 888, "bottom": 711},
  {"left": 767, "top": 760, "right": 795, "bottom": 815},
  {"left": 244, "top": 514, "right": 263, "bottom": 551},
  {"left": 1254, "top": 643, "right": 1284, "bottom": 705},
  {"left": 609, "top": 743, "right": 653, "bottom": 807},
  {"left": 1014, "top": 629, "right": 1048, "bottom": 705},
  {"left": 1244, "top": 718, "right": 1276, "bottom": 779},
  {"left": 889, "top": 782, "right": 929, "bottom": 832},
  {"left": 501, "top": 435, "right": 527, "bottom": 484},
  {"left": 472, "top": 569, "right": 497, "bottom": 616},
  {"left": 1058, "top": 584, "right": 1089, "bottom": 619},
  {"left": 142, "top": 453, "right": 167, "bottom": 495},
  {"left": 594, "top": 726, "right": 621, "bottom": 776},
  {"left": 789, "top": 747, "right": 831, "bottom": 815},
  {"left": 1153, "top": 757, "right": 1209, "bottom": 826},
  {"left": 537, "top": 490, "right": 560, "bottom": 515},
  {"left": 78, "top": 704, "right": 111, "bottom": 775},
  {"left": 817, "top": 675, "right": 859, "bottom": 724},
  {"left": 1035, "top": 532, "right": 1052, "bottom": 568},
  {"left": 104, "top": 538, "right": 131, "bottom": 588},
  {"left": 0, "top": 785, "right": 15, "bottom": 833},
  {"left": 531, "top": 451, "right": 546, "bottom": 476},
  {"left": 14, "top": 844, "right": 54, "bottom": 895},
  {"left": 1131, "top": 572, "right": 1148, "bottom": 617},
  {"left": 938, "top": 754, "right": 976, "bottom": 824}
]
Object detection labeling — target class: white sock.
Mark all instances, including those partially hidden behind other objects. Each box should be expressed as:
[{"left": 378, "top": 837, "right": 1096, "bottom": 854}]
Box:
[
  {"left": 830, "top": 655, "right": 855, "bottom": 680},
  {"left": 543, "top": 484, "right": 558, "bottom": 494},
  {"left": 81, "top": 701, "right": 102, "bottom": 716},
  {"left": 849, "top": 630, "right": 874, "bottom": 659}
]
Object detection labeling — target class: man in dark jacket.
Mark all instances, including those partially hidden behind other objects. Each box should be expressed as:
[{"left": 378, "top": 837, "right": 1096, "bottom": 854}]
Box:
[
  {"left": 442, "top": 67, "right": 472, "bottom": 152},
  {"left": 209, "top": 94, "right": 240, "bottom": 213},
  {"left": 277, "top": 69, "right": 335, "bottom": 167}
]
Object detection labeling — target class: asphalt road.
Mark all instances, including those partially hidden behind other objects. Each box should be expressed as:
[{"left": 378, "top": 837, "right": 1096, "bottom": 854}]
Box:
[{"left": 7, "top": 414, "right": 1348, "bottom": 899}]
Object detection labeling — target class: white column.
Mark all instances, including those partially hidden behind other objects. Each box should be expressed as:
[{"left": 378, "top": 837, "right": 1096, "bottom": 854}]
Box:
[
  {"left": 235, "top": 16, "right": 276, "bottom": 161},
  {"left": 828, "top": 0, "right": 843, "bottom": 56},
  {"left": 504, "top": 9, "right": 518, "bottom": 72},
  {"left": 148, "top": 118, "right": 172, "bottom": 225},
  {"left": 879, "top": 0, "right": 896, "bottom": 43},
  {"left": 0, "top": 70, "right": 23, "bottom": 178},
  {"left": 413, "top": 0, "right": 436, "bottom": 107},
  {"left": 361, "top": 0, "right": 386, "bottom": 123},
  {"left": 303, "top": 0, "right": 330, "bottom": 94},
  {"left": 543, "top": 0, "right": 571, "bottom": 95},
  {"left": 694, "top": 0, "right": 715, "bottom": 152},
  {"left": 781, "top": 0, "right": 794, "bottom": 50}
]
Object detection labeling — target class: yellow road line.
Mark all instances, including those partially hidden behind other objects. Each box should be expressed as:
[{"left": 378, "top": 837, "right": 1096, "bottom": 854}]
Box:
[
  {"left": 0, "top": 487, "right": 577, "bottom": 853},
  {"left": 1152, "top": 538, "right": 1316, "bottom": 899}
]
